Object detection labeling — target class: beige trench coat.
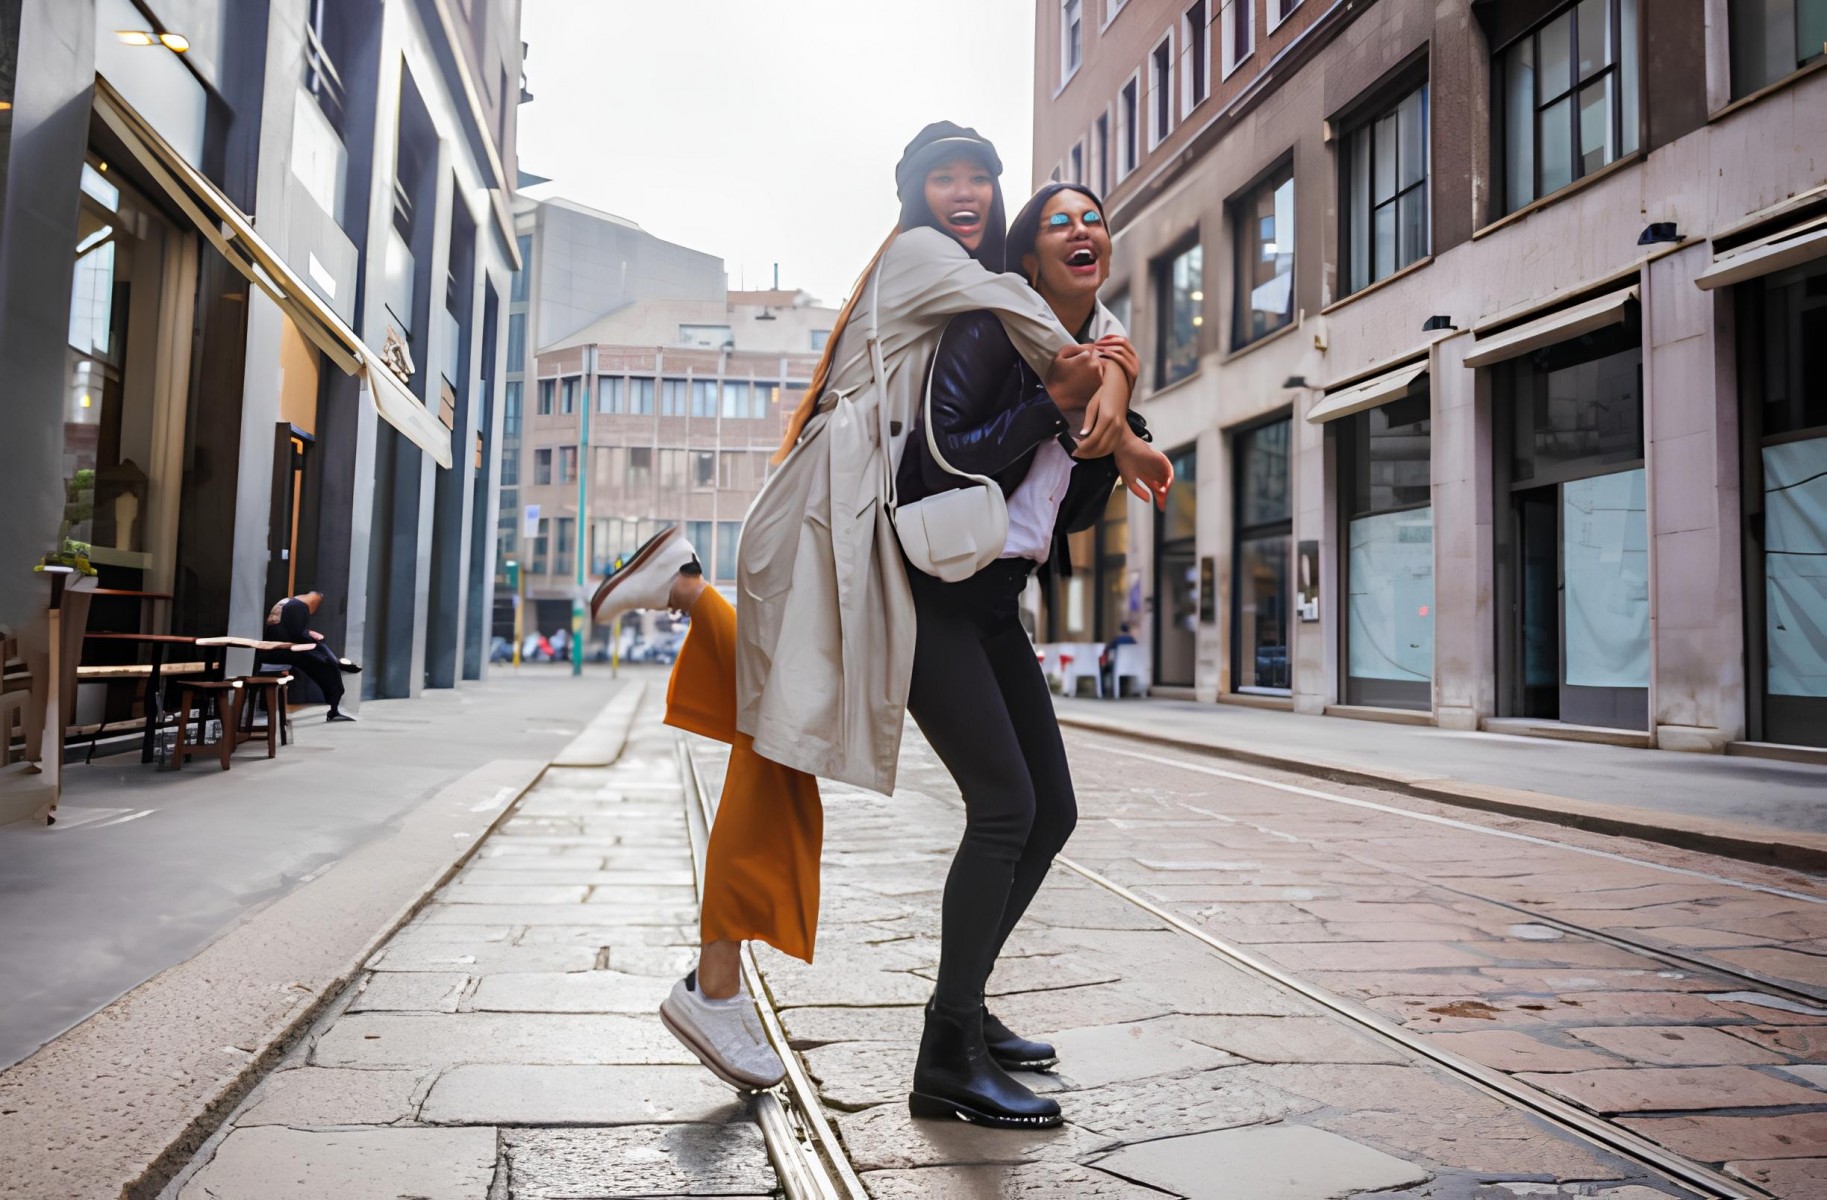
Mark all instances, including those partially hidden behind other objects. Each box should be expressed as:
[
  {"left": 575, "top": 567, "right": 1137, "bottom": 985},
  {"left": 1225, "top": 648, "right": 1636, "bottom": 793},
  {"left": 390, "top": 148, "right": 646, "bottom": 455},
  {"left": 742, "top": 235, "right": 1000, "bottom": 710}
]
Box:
[{"left": 734, "top": 227, "right": 1076, "bottom": 795}]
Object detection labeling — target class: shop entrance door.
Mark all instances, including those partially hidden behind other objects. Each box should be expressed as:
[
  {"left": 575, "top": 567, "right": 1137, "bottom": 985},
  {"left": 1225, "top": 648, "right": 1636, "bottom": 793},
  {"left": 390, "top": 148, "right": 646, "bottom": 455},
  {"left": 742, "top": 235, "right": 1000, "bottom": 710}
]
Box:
[{"left": 1494, "top": 321, "right": 1648, "bottom": 731}]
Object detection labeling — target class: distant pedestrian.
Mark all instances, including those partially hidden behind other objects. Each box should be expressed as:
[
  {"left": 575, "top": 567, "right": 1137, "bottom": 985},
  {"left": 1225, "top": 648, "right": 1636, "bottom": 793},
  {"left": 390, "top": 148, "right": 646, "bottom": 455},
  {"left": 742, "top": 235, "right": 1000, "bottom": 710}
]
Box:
[
  {"left": 588, "top": 122, "right": 1129, "bottom": 1098},
  {"left": 1101, "top": 623, "right": 1137, "bottom": 697},
  {"left": 263, "top": 591, "right": 361, "bottom": 722}
]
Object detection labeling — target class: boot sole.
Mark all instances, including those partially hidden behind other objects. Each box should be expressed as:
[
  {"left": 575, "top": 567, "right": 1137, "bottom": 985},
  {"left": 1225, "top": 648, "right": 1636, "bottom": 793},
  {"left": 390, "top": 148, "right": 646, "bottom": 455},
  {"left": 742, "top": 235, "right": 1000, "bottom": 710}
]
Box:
[
  {"left": 992, "top": 1055, "right": 1059, "bottom": 1072},
  {"left": 659, "top": 1002, "right": 784, "bottom": 1093},
  {"left": 589, "top": 527, "right": 680, "bottom": 621},
  {"left": 908, "top": 1091, "right": 1063, "bottom": 1129}
]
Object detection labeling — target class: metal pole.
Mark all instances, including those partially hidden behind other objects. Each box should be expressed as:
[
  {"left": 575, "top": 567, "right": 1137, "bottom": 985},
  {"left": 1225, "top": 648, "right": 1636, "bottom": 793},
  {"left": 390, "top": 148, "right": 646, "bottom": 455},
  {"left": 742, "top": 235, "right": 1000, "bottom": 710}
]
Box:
[{"left": 572, "top": 345, "right": 593, "bottom": 677}]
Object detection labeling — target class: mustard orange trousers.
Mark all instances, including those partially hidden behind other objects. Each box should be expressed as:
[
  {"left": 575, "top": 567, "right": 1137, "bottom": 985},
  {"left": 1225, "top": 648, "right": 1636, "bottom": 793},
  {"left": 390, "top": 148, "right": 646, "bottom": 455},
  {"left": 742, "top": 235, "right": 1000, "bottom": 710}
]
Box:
[{"left": 664, "top": 586, "right": 823, "bottom": 962}]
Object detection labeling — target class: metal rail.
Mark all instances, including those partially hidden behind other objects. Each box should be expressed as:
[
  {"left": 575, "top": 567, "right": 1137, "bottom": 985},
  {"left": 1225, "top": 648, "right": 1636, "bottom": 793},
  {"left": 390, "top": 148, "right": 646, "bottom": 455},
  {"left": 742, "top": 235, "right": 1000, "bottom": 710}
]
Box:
[
  {"left": 1052, "top": 854, "right": 1770, "bottom": 1199},
  {"left": 674, "top": 741, "right": 865, "bottom": 1200}
]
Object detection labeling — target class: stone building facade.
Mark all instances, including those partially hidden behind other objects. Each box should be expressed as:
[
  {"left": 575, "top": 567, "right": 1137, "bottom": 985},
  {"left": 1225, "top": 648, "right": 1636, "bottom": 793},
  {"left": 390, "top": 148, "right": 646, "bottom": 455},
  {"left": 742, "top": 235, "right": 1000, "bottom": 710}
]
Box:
[{"left": 1032, "top": 0, "right": 1827, "bottom": 754}]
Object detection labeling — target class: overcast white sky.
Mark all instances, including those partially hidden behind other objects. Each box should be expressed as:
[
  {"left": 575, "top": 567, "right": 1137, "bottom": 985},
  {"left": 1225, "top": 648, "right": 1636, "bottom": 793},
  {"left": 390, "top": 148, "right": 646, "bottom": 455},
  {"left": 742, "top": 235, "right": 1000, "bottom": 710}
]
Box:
[{"left": 516, "top": 0, "right": 1038, "bottom": 307}]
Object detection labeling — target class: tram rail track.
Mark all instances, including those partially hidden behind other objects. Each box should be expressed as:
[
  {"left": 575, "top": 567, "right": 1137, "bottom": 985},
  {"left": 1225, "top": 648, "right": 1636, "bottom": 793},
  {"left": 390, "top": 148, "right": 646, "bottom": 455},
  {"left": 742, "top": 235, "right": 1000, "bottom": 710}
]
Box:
[
  {"left": 677, "top": 728, "right": 1818, "bottom": 1200},
  {"left": 676, "top": 740, "right": 864, "bottom": 1200}
]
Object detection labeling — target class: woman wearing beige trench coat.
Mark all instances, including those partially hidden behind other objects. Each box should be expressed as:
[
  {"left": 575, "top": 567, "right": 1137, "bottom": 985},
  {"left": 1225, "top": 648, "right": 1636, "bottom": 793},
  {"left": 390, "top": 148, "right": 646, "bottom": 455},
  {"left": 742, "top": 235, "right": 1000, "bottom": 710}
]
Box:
[{"left": 589, "top": 123, "right": 1133, "bottom": 1093}]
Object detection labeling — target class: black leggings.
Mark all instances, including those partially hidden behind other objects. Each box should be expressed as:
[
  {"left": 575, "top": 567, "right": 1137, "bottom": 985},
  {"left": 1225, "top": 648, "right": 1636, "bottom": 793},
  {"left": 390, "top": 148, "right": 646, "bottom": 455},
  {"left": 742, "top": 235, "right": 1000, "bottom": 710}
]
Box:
[{"left": 905, "top": 561, "right": 1077, "bottom": 1012}]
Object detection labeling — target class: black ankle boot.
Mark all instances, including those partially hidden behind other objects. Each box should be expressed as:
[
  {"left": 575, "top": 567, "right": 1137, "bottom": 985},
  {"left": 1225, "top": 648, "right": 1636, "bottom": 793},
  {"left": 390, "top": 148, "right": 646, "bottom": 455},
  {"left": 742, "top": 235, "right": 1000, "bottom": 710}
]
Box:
[
  {"left": 909, "top": 1001, "right": 1062, "bottom": 1129},
  {"left": 984, "top": 1008, "right": 1059, "bottom": 1072}
]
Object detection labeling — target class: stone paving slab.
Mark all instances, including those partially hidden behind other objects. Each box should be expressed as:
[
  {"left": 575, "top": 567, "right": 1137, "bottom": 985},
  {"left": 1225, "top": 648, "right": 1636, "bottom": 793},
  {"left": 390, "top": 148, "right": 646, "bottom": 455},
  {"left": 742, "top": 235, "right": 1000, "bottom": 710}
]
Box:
[
  {"left": 169, "top": 693, "right": 783, "bottom": 1199},
  {"left": 1093, "top": 1123, "right": 1431, "bottom": 1200},
  {"left": 465, "top": 969, "right": 672, "bottom": 1013},
  {"left": 176, "top": 1126, "right": 498, "bottom": 1199},
  {"left": 501, "top": 1124, "right": 773, "bottom": 1198},
  {"left": 1517, "top": 1064, "right": 1825, "bottom": 1113},
  {"left": 861, "top": 1162, "right": 1164, "bottom": 1198},
  {"left": 419, "top": 1064, "right": 743, "bottom": 1125},
  {"left": 233, "top": 1066, "right": 426, "bottom": 1127}
]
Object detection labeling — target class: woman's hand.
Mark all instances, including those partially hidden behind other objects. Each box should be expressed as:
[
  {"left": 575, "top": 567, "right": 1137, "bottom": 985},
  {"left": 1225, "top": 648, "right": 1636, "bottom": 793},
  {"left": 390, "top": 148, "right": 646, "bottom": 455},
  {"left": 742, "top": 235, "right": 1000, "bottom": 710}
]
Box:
[
  {"left": 1044, "top": 344, "right": 1104, "bottom": 408},
  {"left": 1094, "top": 335, "right": 1140, "bottom": 387},
  {"left": 1112, "top": 433, "right": 1174, "bottom": 510},
  {"left": 1071, "top": 360, "right": 1132, "bottom": 459}
]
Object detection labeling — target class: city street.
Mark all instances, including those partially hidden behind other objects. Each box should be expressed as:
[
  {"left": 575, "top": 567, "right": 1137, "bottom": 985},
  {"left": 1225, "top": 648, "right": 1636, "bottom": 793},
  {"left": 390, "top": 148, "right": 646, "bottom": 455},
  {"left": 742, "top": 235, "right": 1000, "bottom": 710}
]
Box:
[{"left": 106, "top": 688, "right": 1827, "bottom": 1200}]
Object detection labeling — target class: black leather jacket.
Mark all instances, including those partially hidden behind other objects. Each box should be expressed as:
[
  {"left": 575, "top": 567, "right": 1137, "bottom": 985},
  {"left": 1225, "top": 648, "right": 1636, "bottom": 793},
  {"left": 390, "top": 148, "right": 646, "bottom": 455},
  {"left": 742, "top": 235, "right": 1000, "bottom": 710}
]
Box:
[{"left": 896, "top": 309, "right": 1149, "bottom": 567}]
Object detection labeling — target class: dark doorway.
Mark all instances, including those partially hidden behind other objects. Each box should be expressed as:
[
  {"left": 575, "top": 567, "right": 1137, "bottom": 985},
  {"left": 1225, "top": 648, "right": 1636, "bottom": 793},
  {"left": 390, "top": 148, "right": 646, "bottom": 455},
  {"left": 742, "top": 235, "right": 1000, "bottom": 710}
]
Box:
[{"left": 1153, "top": 445, "right": 1198, "bottom": 687}]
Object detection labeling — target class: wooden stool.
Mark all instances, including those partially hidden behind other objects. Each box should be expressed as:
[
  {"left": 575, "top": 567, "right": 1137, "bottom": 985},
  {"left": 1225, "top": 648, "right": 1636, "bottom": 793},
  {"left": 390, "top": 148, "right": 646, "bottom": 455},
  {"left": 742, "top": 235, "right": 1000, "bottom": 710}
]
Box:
[
  {"left": 236, "top": 675, "right": 291, "bottom": 758},
  {"left": 171, "top": 679, "right": 242, "bottom": 771}
]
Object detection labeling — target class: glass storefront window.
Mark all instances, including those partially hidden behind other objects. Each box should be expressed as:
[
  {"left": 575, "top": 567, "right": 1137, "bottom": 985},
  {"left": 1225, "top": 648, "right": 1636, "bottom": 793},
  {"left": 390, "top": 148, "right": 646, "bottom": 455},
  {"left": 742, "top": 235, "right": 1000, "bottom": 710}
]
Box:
[
  {"left": 1562, "top": 467, "right": 1649, "bottom": 688},
  {"left": 1155, "top": 447, "right": 1199, "bottom": 688},
  {"left": 1739, "top": 260, "right": 1827, "bottom": 746},
  {"left": 1341, "top": 390, "right": 1433, "bottom": 708},
  {"left": 1496, "top": 326, "right": 1647, "bottom": 730},
  {"left": 1233, "top": 419, "right": 1291, "bottom": 692}
]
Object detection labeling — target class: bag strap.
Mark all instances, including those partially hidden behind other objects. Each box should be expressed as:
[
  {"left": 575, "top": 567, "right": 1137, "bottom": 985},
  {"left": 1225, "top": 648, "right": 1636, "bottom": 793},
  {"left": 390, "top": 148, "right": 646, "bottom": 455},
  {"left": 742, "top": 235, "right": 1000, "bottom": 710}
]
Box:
[
  {"left": 867, "top": 261, "right": 899, "bottom": 513},
  {"left": 920, "top": 323, "right": 1001, "bottom": 491}
]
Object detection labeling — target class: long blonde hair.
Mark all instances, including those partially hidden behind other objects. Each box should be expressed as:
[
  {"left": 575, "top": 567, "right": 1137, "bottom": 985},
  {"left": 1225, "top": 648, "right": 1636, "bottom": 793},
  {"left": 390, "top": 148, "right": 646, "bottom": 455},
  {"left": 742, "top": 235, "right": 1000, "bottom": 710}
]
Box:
[{"left": 772, "top": 229, "right": 897, "bottom": 464}]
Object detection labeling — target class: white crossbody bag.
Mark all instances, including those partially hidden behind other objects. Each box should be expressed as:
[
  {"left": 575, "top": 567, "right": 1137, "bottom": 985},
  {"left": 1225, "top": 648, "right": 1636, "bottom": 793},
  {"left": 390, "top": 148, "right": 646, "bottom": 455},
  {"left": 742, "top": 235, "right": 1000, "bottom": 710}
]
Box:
[{"left": 866, "top": 263, "right": 1008, "bottom": 583}]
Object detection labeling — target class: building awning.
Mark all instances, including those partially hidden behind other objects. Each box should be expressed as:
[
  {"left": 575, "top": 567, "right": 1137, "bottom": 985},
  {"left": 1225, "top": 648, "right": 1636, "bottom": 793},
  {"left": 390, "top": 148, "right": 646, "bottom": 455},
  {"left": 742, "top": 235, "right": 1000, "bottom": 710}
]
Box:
[
  {"left": 1306, "top": 361, "right": 1428, "bottom": 425},
  {"left": 1695, "top": 213, "right": 1827, "bottom": 291},
  {"left": 92, "top": 77, "right": 452, "bottom": 468},
  {"left": 1462, "top": 286, "right": 1639, "bottom": 368}
]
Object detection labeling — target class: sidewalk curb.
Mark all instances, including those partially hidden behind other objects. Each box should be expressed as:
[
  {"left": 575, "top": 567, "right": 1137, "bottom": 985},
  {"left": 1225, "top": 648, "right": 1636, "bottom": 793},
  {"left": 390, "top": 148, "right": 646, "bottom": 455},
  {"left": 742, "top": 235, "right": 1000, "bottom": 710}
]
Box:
[
  {"left": 0, "top": 685, "right": 636, "bottom": 1200},
  {"left": 551, "top": 679, "right": 647, "bottom": 768},
  {"left": 1055, "top": 711, "right": 1827, "bottom": 876}
]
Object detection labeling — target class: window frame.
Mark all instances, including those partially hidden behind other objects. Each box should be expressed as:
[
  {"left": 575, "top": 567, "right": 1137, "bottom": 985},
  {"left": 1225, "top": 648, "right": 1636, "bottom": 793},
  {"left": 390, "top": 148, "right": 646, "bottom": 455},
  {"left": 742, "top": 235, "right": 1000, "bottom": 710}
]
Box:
[
  {"left": 559, "top": 376, "right": 578, "bottom": 414},
  {"left": 1094, "top": 110, "right": 1112, "bottom": 197},
  {"left": 1493, "top": 0, "right": 1642, "bottom": 215},
  {"left": 536, "top": 378, "right": 554, "bottom": 415},
  {"left": 1269, "top": 0, "right": 1303, "bottom": 33},
  {"left": 1118, "top": 70, "right": 1142, "bottom": 179},
  {"left": 1727, "top": 0, "right": 1827, "bottom": 99},
  {"left": 1221, "top": 0, "right": 1254, "bottom": 78},
  {"left": 1183, "top": 1, "right": 1212, "bottom": 116},
  {"left": 1070, "top": 140, "right": 1085, "bottom": 185},
  {"left": 1061, "top": 0, "right": 1085, "bottom": 88},
  {"left": 1101, "top": 0, "right": 1130, "bottom": 30},
  {"left": 1151, "top": 234, "right": 1205, "bottom": 389},
  {"left": 1337, "top": 72, "right": 1432, "bottom": 297},
  {"left": 1149, "top": 30, "right": 1176, "bottom": 151},
  {"left": 557, "top": 444, "right": 576, "bottom": 485},
  {"left": 1230, "top": 157, "right": 1297, "bottom": 349},
  {"left": 533, "top": 447, "right": 552, "bottom": 485}
]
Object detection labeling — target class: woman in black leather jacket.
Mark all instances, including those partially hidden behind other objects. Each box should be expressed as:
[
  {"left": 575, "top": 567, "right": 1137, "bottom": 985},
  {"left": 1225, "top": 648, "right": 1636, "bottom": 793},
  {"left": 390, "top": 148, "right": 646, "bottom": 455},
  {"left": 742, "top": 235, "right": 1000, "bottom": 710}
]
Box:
[{"left": 899, "top": 183, "right": 1173, "bottom": 1130}]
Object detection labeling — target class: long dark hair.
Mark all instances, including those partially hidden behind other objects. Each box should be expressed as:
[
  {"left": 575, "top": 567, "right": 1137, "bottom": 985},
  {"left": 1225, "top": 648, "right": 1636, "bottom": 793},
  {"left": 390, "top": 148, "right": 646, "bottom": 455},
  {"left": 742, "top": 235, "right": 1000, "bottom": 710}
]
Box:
[
  {"left": 1005, "top": 182, "right": 1110, "bottom": 283},
  {"left": 775, "top": 147, "right": 1011, "bottom": 461}
]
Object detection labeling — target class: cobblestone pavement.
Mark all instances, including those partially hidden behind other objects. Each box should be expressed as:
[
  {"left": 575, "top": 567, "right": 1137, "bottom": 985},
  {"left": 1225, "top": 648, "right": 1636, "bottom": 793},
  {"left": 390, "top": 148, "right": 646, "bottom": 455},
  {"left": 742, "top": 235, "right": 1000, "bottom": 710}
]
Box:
[
  {"left": 164, "top": 697, "right": 1827, "bottom": 1199},
  {"left": 167, "top": 690, "right": 778, "bottom": 1200},
  {"left": 771, "top": 727, "right": 1822, "bottom": 1200},
  {"left": 711, "top": 728, "right": 1825, "bottom": 1200}
]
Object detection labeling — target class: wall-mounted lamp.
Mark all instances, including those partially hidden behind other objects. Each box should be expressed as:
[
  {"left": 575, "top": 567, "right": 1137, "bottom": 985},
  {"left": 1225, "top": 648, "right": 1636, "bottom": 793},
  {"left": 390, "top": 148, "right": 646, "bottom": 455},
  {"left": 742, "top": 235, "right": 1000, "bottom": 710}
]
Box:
[
  {"left": 1422, "top": 315, "right": 1455, "bottom": 331},
  {"left": 116, "top": 29, "right": 190, "bottom": 51},
  {"left": 1638, "top": 222, "right": 1680, "bottom": 245},
  {"left": 1282, "top": 375, "right": 1308, "bottom": 389}
]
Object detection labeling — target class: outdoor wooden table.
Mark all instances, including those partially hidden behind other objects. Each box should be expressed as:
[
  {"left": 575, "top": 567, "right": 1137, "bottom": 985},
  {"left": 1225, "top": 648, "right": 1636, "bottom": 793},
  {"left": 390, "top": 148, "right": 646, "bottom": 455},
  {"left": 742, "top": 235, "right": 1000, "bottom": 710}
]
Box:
[
  {"left": 80, "top": 634, "right": 317, "bottom": 764},
  {"left": 83, "top": 633, "right": 227, "bottom": 764}
]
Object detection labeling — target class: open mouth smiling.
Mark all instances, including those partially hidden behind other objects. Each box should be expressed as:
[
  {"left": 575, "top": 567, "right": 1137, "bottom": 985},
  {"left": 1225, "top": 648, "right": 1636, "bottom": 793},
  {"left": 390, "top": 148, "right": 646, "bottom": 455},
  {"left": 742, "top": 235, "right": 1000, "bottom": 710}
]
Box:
[
  {"left": 948, "top": 210, "right": 982, "bottom": 228},
  {"left": 1066, "top": 247, "right": 1099, "bottom": 272}
]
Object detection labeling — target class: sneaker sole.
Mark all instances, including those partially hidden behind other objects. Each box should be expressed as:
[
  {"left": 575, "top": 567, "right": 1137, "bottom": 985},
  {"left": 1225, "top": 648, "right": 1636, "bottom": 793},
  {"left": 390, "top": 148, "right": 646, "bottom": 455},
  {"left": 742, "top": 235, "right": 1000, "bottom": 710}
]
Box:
[
  {"left": 659, "top": 1002, "right": 784, "bottom": 1092},
  {"left": 907, "top": 1091, "right": 1063, "bottom": 1129},
  {"left": 589, "top": 527, "right": 679, "bottom": 621}
]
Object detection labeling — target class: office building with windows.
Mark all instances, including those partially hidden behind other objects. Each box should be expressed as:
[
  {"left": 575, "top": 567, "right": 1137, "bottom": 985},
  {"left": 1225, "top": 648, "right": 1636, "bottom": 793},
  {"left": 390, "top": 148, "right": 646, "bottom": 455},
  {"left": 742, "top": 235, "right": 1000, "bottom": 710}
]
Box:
[
  {"left": 500, "top": 195, "right": 835, "bottom": 641},
  {"left": 0, "top": 0, "right": 523, "bottom": 790},
  {"left": 1032, "top": 0, "right": 1827, "bottom": 756}
]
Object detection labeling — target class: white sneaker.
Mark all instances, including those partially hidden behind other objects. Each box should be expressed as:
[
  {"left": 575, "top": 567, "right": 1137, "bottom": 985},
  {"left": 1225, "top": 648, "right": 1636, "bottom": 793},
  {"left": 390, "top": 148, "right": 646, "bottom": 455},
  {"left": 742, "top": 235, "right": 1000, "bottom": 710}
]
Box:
[
  {"left": 659, "top": 971, "right": 786, "bottom": 1091},
  {"left": 588, "top": 526, "right": 700, "bottom": 623}
]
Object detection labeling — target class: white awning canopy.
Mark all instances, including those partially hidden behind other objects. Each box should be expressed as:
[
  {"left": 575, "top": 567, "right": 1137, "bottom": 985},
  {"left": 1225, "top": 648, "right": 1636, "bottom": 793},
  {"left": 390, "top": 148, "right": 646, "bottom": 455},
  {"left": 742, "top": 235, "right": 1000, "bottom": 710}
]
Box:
[
  {"left": 1695, "top": 214, "right": 1827, "bottom": 291},
  {"left": 93, "top": 77, "right": 453, "bottom": 467},
  {"left": 1306, "top": 361, "right": 1429, "bottom": 425},
  {"left": 1462, "top": 286, "right": 1639, "bottom": 368}
]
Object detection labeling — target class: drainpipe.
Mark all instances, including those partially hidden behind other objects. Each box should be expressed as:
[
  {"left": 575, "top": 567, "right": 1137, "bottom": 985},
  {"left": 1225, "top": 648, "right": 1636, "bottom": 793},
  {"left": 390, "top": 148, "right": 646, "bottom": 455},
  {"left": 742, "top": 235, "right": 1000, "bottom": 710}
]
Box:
[{"left": 1640, "top": 264, "right": 1659, "bottom": 745}]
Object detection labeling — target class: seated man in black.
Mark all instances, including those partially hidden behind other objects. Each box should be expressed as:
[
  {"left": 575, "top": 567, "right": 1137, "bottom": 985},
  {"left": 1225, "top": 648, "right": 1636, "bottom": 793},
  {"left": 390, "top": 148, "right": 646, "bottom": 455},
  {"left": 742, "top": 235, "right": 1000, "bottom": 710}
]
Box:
[{"left": 264, "top": 590, "right": 361, "bottom": 722}]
